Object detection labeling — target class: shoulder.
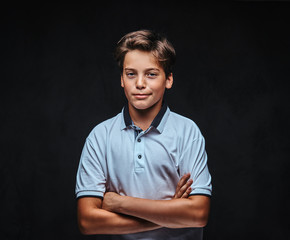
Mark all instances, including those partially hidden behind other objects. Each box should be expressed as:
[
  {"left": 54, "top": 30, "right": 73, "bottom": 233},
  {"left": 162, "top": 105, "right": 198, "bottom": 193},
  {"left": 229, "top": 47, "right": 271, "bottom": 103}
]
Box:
[
  {"left": 167, "top": 110, "right": 204, "bottom": 141},
  {"left": 87, "top": 112, "right": 123, "bottom": 143}
]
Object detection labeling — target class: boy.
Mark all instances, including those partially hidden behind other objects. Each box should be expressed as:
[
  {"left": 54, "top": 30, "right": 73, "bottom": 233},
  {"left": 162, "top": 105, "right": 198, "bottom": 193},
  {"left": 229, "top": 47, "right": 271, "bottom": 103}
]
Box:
[{"left": 75, "top": 30, "right": 212, "bottom": 240}]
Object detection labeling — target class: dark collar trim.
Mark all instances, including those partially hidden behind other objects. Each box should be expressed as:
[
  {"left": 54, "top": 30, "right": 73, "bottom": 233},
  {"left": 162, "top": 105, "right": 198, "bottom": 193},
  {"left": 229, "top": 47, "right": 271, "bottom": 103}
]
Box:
[
  {"left": 151, "top": 102, "right": 167, "bottom": 128},
  {"left": 123, "top": 102, "right": 168, "bottom": 129},
  {"left": 123, "top": 104, "right": 132, "bottom": 127}
]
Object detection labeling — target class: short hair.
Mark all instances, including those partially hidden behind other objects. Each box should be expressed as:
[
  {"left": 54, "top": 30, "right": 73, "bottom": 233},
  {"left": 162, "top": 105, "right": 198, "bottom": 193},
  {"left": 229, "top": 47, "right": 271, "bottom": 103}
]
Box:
[{"left": 114, "top": 29, "right": 176, "bottom": 77}]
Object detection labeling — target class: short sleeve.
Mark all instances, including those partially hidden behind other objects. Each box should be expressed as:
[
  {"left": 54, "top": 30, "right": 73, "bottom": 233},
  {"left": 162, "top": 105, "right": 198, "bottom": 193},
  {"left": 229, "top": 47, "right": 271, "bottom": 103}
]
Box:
[
  {"left": 75, "top": 135, "right": 107, "bottom": 199},
  {"left": 179, "top": 136, "right": 212, "bottom": 197}
]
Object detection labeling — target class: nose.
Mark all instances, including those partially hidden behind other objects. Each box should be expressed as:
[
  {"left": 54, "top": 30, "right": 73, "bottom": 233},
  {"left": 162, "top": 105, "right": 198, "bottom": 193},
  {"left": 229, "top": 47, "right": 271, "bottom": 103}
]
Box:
[{"left": 136, "top": 75, "right": 146, "bottom": 89}]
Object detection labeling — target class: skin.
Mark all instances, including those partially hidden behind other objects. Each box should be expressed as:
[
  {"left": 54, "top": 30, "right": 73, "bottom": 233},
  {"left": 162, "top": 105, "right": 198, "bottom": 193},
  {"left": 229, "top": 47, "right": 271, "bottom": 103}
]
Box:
[
  {"left": 102, "top": 192, "right": 210, "bottom": 229},
  {"left": 78, "top": 173, "right": 196, "bottom": 235},
  {"left": 121, "top": 49, "right": 173, "bottom": 130},
  {"left": 77, "top": 50, "right": 210, "bottom": 235}
]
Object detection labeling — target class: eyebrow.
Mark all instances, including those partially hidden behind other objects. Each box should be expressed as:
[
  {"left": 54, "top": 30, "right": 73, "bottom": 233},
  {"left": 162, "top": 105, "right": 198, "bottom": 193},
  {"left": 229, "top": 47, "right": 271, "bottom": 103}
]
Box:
[{"left": 124, "top": 68, "right": 160, "bottom": 72}]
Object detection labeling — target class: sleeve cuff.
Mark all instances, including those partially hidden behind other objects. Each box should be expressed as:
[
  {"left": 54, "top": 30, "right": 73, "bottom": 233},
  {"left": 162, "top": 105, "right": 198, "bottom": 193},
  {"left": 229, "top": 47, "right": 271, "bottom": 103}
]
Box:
[
  {"left": 189, "top": 188, "right": 212, "bottom": 197},
  {"left": 76, "top": 190, "right": 104, "bottom": 199}
]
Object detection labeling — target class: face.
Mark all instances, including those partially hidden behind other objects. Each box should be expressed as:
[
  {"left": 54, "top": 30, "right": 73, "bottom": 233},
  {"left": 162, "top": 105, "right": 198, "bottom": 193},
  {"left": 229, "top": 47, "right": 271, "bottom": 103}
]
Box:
[{"left": 121, "top": 50, "right": 173, "bottom": 112}]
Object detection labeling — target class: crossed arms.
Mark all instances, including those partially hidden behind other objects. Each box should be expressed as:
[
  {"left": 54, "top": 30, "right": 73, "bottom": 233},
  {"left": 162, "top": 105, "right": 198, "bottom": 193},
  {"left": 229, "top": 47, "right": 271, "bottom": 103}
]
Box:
[{"left": 77, "top": 173, "right": 210, "bottom": 235}]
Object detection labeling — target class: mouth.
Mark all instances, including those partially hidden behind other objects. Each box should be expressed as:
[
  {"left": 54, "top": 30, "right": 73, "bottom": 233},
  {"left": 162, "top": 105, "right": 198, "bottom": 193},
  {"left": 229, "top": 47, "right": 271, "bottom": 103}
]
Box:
[{"left": 133, "top": 93, "right": 151, "bottom": 100}]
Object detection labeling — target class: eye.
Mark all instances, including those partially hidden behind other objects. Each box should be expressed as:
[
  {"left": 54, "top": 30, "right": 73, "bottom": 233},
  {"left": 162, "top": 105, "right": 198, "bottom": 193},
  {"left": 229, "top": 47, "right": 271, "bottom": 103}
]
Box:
[
  {"left": 147, "top": 72, "right": 158, "bottom": 78},
  {"left": 126, "top": 72, "right": 135, "bottom": 78}
]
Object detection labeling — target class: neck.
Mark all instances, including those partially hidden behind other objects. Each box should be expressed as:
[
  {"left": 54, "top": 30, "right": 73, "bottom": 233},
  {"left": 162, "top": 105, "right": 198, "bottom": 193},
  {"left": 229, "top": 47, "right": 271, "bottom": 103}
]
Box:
[{"left": 128, "top": 101, "right": 162, "bottom": 131}]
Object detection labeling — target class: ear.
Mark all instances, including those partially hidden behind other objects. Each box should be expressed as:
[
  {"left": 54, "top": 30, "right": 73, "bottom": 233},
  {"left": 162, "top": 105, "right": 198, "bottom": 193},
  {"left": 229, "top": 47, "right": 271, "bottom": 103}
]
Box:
[
  {"left": 165, "top": 73, "right": 173, "bottom": 89},
  {"left": 121, "top": 75, "right": 124, "bottom": 88}
]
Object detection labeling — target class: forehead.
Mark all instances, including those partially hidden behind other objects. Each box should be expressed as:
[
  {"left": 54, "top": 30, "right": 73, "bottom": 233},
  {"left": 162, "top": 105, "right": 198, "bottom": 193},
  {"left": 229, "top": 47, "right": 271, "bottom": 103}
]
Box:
[{"left": 123, "top": 50, "right": 161, "bottom": 69}]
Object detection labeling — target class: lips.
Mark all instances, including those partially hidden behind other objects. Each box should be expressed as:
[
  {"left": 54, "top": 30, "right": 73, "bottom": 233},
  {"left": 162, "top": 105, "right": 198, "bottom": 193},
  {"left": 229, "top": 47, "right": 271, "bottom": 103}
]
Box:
[{"left": 133, "top": 93, "right": 151, "bottom": 99}]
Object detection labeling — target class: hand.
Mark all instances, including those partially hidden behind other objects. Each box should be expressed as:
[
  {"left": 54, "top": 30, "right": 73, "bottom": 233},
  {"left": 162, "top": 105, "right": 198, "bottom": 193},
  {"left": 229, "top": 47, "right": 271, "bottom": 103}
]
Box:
[
  {"left": 102, "top": 192, "right": 121, "bottom": 212},
  {"left": 173, "top": 173, "right": 193, "bottom": 199}
]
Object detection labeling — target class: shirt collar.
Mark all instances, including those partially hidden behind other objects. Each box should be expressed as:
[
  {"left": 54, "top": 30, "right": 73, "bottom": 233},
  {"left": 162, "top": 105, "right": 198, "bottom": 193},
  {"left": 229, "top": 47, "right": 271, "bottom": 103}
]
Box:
[{"left": 121, "top": 102, "right": 169, "bottom": 133}]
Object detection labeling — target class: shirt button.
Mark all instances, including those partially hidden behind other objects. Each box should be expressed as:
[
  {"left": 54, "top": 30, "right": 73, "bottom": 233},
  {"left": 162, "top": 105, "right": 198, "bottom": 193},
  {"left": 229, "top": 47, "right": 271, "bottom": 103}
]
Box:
[
  {"left": 138, "top": 154, "right": 142, "bottom": 159},
  {"left": 137, "top": 138, "right": 141, "bottom": 142}
]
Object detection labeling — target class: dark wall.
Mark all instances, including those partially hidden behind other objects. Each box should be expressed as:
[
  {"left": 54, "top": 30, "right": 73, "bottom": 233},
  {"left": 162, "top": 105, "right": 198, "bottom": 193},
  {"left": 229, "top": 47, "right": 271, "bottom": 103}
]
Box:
[{"left": 1, "top": 2, "right": 289, "bottom": 240}]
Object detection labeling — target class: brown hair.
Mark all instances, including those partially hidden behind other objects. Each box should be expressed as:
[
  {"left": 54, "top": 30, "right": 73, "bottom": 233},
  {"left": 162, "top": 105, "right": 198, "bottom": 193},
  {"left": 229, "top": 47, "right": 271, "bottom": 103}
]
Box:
[{"left": 114, "top": 30, "right": 176, "bottom": 77}]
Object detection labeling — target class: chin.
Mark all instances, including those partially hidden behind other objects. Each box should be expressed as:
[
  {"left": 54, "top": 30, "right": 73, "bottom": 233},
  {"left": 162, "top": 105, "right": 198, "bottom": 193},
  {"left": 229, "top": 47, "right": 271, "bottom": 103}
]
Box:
[
  {"left": 130, "top": 101, "right": 153, "bottom": 110},
  {"left": 132, "top": 104, "right": 151, "bottom": 110}
]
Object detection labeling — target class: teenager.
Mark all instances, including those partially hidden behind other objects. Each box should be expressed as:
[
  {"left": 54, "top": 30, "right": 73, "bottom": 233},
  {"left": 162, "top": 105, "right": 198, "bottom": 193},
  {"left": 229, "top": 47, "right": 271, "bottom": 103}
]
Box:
[{"left": 76, "top": 29, "right": 212, "bottom": 240}]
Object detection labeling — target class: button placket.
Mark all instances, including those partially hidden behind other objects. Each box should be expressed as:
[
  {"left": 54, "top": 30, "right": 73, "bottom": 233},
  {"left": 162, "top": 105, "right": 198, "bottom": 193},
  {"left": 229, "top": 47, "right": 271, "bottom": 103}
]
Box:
[{"left": 134, "top": 131, "right": 145, "bottom": 172}]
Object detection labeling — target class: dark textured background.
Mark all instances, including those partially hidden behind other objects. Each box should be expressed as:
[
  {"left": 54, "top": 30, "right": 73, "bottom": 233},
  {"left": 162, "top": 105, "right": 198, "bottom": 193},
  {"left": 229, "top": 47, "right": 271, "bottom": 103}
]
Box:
[{"left": 1, "top": 2, "right": 289, "bottom": 240}]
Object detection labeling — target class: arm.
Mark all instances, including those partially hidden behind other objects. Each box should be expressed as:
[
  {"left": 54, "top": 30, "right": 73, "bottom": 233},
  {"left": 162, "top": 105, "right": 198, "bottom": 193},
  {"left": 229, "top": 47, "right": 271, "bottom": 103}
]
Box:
[
  {"left": 103, "top": 193, "right": 210, "bottom": 229},
  {"left": 77, "top": 173, "right": 193, "bottom": 235},
  {"left": 77, "top": 197, "right": 160, "bottom": 235}
]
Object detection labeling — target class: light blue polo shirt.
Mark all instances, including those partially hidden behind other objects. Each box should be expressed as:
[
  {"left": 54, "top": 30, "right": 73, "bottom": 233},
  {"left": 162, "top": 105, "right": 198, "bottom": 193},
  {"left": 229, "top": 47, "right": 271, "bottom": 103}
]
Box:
[{"left": 75, "top": 103, "right": 212, "bottom": 240}]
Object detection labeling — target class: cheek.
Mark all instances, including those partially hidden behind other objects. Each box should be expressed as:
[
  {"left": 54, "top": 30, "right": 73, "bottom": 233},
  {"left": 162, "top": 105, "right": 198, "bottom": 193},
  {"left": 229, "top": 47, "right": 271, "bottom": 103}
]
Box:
[
  {"left": 122, "top": 84, "right": 131, "bottom": 96},
  {"left": 151, "top": 82, "right": 166, "bottom": 92}
]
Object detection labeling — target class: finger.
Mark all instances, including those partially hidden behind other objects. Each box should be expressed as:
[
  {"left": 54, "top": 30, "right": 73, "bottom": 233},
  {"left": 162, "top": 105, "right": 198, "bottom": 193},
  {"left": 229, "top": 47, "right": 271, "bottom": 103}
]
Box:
[
  {"left": 177, "top": 178, "right": 193, "bottom": 198},
  {"left": 174, "top": 173, "right": 190, "bottom": 198},
  {"left": 176, "top": 173, "right": 190, "bottom": 191},
  {"left": 181, "top": 186, "right": 192, "bottom": 199},
  {"left": 174, "top": 174, "right": 191, "bottom": 199}
]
